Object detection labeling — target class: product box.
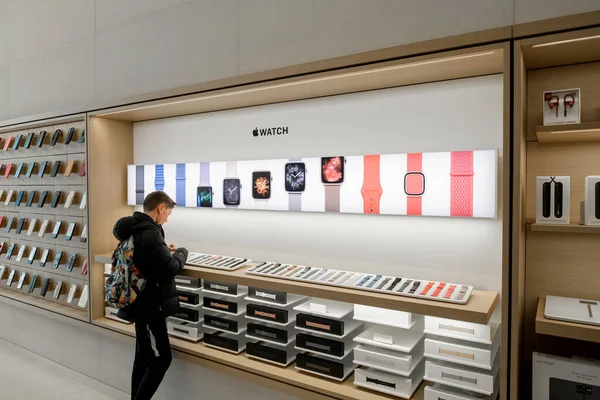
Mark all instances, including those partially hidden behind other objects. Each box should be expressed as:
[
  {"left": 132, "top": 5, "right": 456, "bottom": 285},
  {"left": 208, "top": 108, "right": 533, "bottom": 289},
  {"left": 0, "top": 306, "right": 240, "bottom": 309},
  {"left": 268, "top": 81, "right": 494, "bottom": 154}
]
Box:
[
  {"left": 354, "top": 304, "right": 416, "bottom": 329},
  {"left": 354, "top": 364, "right": 424, "bottom": 399},
  {"left": 424, "top": 316, "right": 499, "bottom": 345},
  {"left": 543, "top": 88, "right": 580, "bottom": 126},
  {"left": 585, "top": 176, "right": 600, "bottom": 225},
  {"left": 533, "top": 352, "right": 600, "bottom": 400},
  {"left": 536, "top": 176, "right": 570, "bottom": 224}
]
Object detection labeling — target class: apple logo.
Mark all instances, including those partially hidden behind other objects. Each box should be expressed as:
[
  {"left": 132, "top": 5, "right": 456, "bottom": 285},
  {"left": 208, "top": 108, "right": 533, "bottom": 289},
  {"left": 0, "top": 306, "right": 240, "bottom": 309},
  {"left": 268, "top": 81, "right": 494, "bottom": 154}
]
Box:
[{"left": 252, "top": 127, "right": 258, "bottom": 137}]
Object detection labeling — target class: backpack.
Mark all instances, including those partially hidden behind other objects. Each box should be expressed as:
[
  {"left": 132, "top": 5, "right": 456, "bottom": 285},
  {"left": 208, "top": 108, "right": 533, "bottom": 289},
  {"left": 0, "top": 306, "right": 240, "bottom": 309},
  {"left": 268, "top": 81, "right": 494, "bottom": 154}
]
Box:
[{"left": 105, "top": 236, "right": 146, "bottom": 309}]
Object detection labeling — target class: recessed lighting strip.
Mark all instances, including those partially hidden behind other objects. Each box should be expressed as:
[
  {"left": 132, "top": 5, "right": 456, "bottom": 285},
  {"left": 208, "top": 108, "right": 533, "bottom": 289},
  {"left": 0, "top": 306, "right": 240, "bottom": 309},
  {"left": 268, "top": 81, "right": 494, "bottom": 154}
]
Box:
[{"left": 532, "top": 34, "right": 600, "bottom": 48}]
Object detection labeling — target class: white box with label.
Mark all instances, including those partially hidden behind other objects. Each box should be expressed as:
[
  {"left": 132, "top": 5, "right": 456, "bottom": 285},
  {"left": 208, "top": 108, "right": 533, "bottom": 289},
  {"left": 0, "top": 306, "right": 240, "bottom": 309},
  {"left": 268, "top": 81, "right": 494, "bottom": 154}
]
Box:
[
  {"left": 585, "top": 176, "right": 600, "bottom": 225},
  {"left": 536, "top": 176, "right": 570, "bottom": 224},
  {"left": 543, "top": 88, "right": 580, "bottom": 126},
  {"left": 354, "top": 363, "right": 424, "bottom": 399},
  {"left": 424, "top": 382, "right": 499, "bottom": 400},
  {"left": 353, "top": 344, "right": 424, "bottom": 376},
  {"left": 425, "top": 359, "right": 499, "bottom": 395},
  {"left": 424, "top": 316, "right": 499, "bottom": 345},
  {"left": 424, "top": 334, "right": 500, "bottom": 370},
  {"left": 533, "top": 352, "right": 600, "bottom": 400},
  {"left": 353, "top": 304, "right": 417, "bottom": 329}
]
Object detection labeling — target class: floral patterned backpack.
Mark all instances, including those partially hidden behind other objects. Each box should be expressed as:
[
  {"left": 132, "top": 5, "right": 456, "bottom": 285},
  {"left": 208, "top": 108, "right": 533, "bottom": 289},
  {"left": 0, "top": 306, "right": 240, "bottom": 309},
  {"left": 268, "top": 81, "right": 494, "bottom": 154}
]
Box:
[{"left": 105, "top": 236, "right": 146, "bottom": 308}]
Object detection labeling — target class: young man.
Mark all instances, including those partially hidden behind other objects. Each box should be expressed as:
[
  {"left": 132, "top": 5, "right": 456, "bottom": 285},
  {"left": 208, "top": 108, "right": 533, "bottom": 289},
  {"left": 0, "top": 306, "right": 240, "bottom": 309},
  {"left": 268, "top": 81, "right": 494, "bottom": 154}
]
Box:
[{"left": 113, "top": 191, "right": 188, "bottom": 400}]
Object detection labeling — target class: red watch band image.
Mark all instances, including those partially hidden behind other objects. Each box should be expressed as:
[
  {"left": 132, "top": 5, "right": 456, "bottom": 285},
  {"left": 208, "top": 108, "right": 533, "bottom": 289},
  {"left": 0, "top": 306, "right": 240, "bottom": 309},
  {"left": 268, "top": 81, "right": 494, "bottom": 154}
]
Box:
[
  {"left": 3, "top": 136, "right": 13, "bottom": 151},
  {"left": 432, "top": 282, "right": 446, "bottom": 297},
  {"left": 405, "top": 153, "right": 425, "bottom": 216},
  {"left": 444, "top": 284, "right": 457, "bottom": 299},
  {"left": 420, "top": 281, "right": 435, "bottom": 296},
  {"left": 361, "top": 155, "right": 383, "bottom": 214},
  {"left": 450, "top": 151, "right": 474, "bottom": 217}
]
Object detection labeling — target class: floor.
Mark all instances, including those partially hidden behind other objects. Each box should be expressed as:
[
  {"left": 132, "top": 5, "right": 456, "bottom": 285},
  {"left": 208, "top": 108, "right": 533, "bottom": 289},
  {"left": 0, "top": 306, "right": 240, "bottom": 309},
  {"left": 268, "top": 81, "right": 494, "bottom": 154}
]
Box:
[{"left": 0, "top": 338, "right": 128, "bottom": 400}]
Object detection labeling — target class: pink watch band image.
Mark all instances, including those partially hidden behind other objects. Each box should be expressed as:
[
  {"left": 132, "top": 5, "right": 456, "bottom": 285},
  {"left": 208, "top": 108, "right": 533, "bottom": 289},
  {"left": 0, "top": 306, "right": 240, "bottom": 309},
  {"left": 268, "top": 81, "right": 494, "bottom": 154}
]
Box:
[{"left": 450, "top": 151, "right": 474, "bottom": 217}]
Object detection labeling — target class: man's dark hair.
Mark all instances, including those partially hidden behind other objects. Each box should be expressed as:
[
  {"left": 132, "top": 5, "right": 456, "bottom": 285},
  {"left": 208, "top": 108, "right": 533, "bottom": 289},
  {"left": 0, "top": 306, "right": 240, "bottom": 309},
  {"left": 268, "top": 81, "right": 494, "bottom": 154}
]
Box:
[{"left": 143, "top": 191, "right": 176, "bottom": 212}]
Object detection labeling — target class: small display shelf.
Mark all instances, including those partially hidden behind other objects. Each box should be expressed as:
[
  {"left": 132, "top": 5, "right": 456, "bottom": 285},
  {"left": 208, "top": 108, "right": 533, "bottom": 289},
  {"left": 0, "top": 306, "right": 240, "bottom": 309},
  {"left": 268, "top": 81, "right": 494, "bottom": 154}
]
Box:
[
  {"left": 529, "top": 224, "right": 600, "bottom": 234},
  {"left": 536, "top": 122, "right": 600, "bottom": 144},
  {"left": 536, "top": 297, "right": 600, "bottom": 344}
]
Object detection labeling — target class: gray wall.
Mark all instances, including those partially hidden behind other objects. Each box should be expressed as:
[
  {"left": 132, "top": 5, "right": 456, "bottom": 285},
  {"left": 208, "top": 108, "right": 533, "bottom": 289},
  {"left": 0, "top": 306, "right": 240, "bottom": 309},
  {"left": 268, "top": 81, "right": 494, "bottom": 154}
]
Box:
[{"left": 0, "top": 0, "right": 599, "bottom": 121}]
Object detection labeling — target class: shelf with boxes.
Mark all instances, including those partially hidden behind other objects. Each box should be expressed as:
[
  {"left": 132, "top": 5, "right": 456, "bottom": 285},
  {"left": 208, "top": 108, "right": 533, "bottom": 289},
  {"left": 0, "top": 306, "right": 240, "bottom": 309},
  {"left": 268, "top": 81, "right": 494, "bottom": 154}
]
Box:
[{"left": 0, "top": 117, "right": 89, "bottom": 321}]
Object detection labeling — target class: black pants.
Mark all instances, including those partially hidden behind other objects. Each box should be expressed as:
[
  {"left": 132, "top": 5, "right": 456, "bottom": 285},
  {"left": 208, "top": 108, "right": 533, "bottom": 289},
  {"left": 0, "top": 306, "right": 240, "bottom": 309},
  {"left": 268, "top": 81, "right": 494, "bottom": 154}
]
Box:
[{"left": 132, "top": 317, "right": 172, "bottom": 400}]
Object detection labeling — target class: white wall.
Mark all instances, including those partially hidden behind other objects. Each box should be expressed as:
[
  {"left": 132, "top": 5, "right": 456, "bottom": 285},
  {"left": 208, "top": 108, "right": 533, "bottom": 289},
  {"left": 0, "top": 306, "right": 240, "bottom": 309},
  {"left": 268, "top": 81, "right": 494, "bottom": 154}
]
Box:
[
  {"left": 0, "top": 0, "right": 598, "bottom": 121},
  {"left": 134, "top": 74, "right": 504, "bottom": 294}
]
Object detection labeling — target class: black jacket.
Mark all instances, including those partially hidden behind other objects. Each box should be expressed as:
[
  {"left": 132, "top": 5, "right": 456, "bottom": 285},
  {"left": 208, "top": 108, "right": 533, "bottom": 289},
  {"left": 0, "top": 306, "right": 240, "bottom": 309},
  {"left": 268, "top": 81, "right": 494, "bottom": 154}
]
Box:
[{"left": 112, "top": 212, "right": 188, "bottom": 321}]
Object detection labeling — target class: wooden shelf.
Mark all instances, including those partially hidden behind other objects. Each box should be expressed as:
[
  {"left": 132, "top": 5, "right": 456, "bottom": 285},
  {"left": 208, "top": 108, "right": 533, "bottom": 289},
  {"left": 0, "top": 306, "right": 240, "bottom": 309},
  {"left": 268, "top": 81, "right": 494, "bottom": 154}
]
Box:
[
  {"left": 94, "top": 317, "right": 428, "bottom": 400},
  {"left": 536, "top": 297, "right": 600, "bottom": 344},
  {"left": 529, "top": 223, "right": 600, "bottom": 234},
  {"left": 536, "top": 122, "right": 600, "bottom": 143},
  {"left": 0, "top": 287, "right": 88, "bottom": 322},
  {"left": 96, "top": 253, "right": 498, "bottom": 325}
]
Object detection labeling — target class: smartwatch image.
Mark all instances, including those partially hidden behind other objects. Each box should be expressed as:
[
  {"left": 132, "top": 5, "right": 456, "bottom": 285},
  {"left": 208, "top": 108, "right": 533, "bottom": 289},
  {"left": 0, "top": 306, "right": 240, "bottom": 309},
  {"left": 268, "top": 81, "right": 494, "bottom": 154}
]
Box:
[
  {"left": 361, "top": 155, "right": 383, "bottom": 214},
  {"left": 405, "top": 153, "right": 425, "bottom": 216},
  {"left": 449, "top": 151, "right": 474, "bottom": 217},
  {"left": 36, "top": 130, "right": 47, "bottom": 147},
  {"left": 223, "top": 161, "right": 241, "bottom": 208},
  {"left": 252, "top": 170, "right": 271, "bottom": 209},
  {"left": 135, "top": 165, "right": 145, "bottom": 205},
  {"left": 321, "top": 157, "right": 344, "bottom": 212},
  {"left": 24, "top": 132, "right": 35, "bottom": 149},
  {"left": 64, "top": 127, "right": 75, "bottom": 145},
  {"left": 197, "top": 162, "right": 212, "bottom": 207},
  {"left": 285, "top": 159, "right": 305, "bottom": 212},
  {"left": 154, "top": 164, "right": 165, "bottom": 191},
  {"left": 51, "top": 129, "right": 62, "bottom": 146},
  {"left": 12, "top": 134, "right": 22, "bottom": 150},
  {"left": 175, "top": 163, "right": 186, "bottom": 206}
]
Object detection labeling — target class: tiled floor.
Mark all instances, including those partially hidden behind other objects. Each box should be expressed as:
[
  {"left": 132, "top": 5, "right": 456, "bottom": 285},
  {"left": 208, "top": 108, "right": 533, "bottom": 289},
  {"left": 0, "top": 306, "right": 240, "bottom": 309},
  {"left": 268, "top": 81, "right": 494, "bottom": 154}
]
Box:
[{"left": 0, "top": 338, "right": 128, "bottom": 400}]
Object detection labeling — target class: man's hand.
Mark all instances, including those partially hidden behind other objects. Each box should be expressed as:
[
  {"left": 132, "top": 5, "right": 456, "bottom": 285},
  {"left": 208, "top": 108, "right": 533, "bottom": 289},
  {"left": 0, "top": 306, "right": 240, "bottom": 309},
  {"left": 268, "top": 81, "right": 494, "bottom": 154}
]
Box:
[{"left": 168, "top": 244, "right": 177, "bottom": 252}]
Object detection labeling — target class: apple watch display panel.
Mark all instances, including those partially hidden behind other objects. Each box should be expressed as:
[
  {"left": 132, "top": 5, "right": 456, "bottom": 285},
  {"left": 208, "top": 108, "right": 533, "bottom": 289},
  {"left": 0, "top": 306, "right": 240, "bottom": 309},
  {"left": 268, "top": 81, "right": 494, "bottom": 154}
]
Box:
[
  {"left": 36, "top": 130, "right": 47, "bottom": 147},
  {"left": 51, "top": 191, "right": 62, "bottom": 208},
  {"left": 542, "top": 181, "right": 551, "bottom": 218},
  {"left": 38, "top": 161, "right": 48, "bottom": 177},
  {"left": 52, "top": 221, "right": 62, "bottom": 238},
  {"left": 14, "top": 162, "right": 25, "bottom": 178},
  {"left": 27, "top": 247, "right": 37, "bottom": 264},
  {"left": 12, "top": 134, "right": 22, "bottom": 150},
  {"left": 53, "top": 251, "right": 63, "bottom": 269},
  {"left": 197, "top": 186, "right": 213, "bottom": 208},
  {"left": 285, "top": 162, "right": 306, "bottom": 192},
  {"left": 252, "top": 171, "right": 271, "bottom": 199},
  {"left": 26, "top": 191, "right": 36, "bottom": 207},
  {"left": 38, "top": 191, "right": 49, "bottom": 207},
  {"left": 64, "top": 127, "right": 75, "bottom": 145},
  {"left": 223, "top": 178, "right": 241, "bottom": 206},
  {"left": 26, "top": 162, "right": 36, "bottom": 177},
  {"left": 321, "top": 157, "right": 344, "bottom": 184},
  {"left": 51, "top": 129, "right": 62, "bottom": 145},
  {"left": 51, "top": 161, "right": 61, "bottom": 177},
  {"left": 24, "top": 132, "right": 35, "bottom": 149},
  {"left": 15, "top": 190, "right": 25, "bottom": 206},
  {"left": 66, "top": 253, "right": 77, "bottom": 272}
]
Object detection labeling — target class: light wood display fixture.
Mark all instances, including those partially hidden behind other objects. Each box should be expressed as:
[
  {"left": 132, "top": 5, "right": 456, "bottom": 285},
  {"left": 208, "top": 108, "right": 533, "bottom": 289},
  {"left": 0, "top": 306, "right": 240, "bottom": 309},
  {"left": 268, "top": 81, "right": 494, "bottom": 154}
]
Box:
[
  {"left": 89, "top": 42, "right": 511, "bottom": 400},
  {"left": 513, "top": 26, "right": 600, "bottom": 398}
]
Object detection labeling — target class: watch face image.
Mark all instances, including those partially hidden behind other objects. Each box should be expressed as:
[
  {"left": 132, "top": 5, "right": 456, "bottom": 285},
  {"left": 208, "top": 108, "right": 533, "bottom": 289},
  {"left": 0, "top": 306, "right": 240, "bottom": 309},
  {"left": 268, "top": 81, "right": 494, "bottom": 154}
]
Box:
[
  {"left": 285, "top": 162, "right": 306, "bottom": 192},
  {"left": 252, "top": 171, "right": 271, "bottom": 199},
  {"left": 404, "top": 172, "right": 425, "bottom": 196},
  {"left": 321, "top": 157, "right": 344, "bottom": 184},
  {"left": 223, "top": 178, "right": 241, "bottom": 206},
  {"left": 197, "top": 186, "right": 213, "bottom": 208}
]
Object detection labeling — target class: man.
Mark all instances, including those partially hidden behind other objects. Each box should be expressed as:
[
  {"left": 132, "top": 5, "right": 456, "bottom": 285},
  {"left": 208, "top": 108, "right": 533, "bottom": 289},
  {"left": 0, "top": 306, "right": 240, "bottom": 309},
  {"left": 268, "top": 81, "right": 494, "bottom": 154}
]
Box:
[{"left": 113, "top": 191, "right": 188, "bottom": 400}]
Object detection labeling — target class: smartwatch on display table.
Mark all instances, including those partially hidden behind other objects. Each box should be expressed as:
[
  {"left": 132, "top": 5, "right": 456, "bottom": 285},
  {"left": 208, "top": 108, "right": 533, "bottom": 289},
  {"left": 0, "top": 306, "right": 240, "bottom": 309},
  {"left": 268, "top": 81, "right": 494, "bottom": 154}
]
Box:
[
  {"left": 450, "top": 151, "right": 474, "bottom": 217},
  {"left": 252, "top": 170, "right": 271, "bottom": 209},
  {"left": 154, "top": 164, "right": 165, "bottom": 191},
  {"left": 175, "top": 163, "right": 186, "bottom": 206},
  {"left": 361, "top": 155, "right": 383, "bottom": 214},
  {"left": 197, "top": 162, "right": 212, "bottom": 207},
  {"left": 135, "top": 165, "right": 145, "bottom": 205},
  {"left": 405, "top": 153, "right": 425, "bottom": 216},
  {"left": 285, "top": 159, "right": 305, "bottom": 212},
  {"left": 223, "top": 161, "right": 241, "bottom": 208},
  {"left": 321, "top": 157, "right": 344, "bottom": 212}
]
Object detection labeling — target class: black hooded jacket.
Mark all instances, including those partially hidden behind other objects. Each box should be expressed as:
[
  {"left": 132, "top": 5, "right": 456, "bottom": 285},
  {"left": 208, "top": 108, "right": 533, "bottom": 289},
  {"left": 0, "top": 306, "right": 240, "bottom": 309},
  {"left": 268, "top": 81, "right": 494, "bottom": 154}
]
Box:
[{"left": 112, "top": 212, "right": 188, "bottom": 321}]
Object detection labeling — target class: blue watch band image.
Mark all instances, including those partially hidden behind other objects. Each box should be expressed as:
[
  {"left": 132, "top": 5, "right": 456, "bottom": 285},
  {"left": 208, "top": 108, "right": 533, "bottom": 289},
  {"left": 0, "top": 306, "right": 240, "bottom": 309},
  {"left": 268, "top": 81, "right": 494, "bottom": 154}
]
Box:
[
  {"left": 135, "top": 165, "right": 145, "bottom": 205},
  {"left": 154, "top": 164, "right": 165, "bottom": 191},
  {"left": 176, "top": 163, "right": 186, "bottom": 206}
]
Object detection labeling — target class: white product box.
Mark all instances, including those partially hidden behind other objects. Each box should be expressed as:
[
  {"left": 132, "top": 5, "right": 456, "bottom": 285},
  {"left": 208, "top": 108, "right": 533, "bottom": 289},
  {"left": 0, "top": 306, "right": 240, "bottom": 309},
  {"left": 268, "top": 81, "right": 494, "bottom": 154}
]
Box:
[
  {"left": 294, "top": 298, "right": 353, "bottom": 319},
  {"left": 585, "top": 176, "right": 600, "bottom": 225},
  {"left": 545, "top": 295, "right": 600, "bottom": 327},
  {"left": 425, "top": 359, "right": 499, "bottom": 395},
  {"left": 354, "top": 323, "right": 424, "bottom": 353},
  {"left": 353, "top": 304, "right": 417, "bottom": 329},
  {"left": 424, "top": 334, "right": 500, "bottom": 370},
  {"left": 533, "top": 352, "right": 600, "bottom": 400},
  {"left": 105, "top": 306, "right": 131, "bottom": 324},
  {"left": 543, "top": 88, "right": 580, "bottom": 126},
  {"left": 424, "top": 382, "right": 499, "bottom": 400},
  {"left": 354, "top": 363, "right": 424, "bottom": 399},
  {"left": 536, "top": 176, "right": 570, "bottom": 224},
  {"left": 354, "top": 344, "right": 424, "bottom": 376},
  {"left": 167, "top": 319, "right": 204, "bottom": 342},
  {"left": 425, "top": 316, "right": 499, "bottom": 345}
]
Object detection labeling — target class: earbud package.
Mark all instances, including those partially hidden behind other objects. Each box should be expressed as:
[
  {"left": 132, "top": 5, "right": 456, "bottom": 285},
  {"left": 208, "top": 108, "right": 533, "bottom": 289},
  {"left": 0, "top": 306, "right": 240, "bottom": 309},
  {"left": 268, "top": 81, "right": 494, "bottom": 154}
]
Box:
[
  {"left": 536, "top": 176, "right": 570, "bottom": 224},
  {"left": 585, "top": 176, "right": 600, "bottom": 225},
  {"left": 543, "top": 88, "right": 580, "bottom": 126}
]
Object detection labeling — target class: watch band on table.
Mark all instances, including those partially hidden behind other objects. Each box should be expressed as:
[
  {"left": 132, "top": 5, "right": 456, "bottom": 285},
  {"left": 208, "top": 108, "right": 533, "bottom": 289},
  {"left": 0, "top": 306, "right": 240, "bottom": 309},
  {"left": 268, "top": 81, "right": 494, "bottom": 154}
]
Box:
[
  {"left": 405, "top": 153, "right": 424, "bottom": 216},
  {"left": 176, "top": 163, "right": 186, "bottom": 206},
  {"left": 361, "top": 155, "right": 383, "bottom": 214},
  {"left": 450, "top": 151, "right": 474, "bottom": 217},
  {"left": 154, "top": 164, "right": 165, "bottom": 191},
  {"left": 135, "top": 165, "right": 145, "bottom": 205},
  {"left": 324, "top": 186, "right": 341, "bottom": 212},
  {"left": 288, "top": 158, "right": 302, "bottom": 212}
]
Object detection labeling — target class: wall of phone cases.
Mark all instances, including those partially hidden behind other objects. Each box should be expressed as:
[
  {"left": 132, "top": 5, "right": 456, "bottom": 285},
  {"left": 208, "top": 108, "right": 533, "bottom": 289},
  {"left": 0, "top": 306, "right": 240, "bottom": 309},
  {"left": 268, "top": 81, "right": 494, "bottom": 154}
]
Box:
[
  {"left": 0, "top": 119, "right": 89, "bottom": 314},
  {"left": 127, "top": 149, "right": 497, "bottom": 219}
]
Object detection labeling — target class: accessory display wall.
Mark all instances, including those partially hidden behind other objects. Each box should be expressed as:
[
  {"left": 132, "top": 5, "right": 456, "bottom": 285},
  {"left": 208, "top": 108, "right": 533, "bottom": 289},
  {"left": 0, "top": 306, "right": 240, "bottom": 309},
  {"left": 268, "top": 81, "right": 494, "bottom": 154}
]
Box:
[{"left": 0, "top": 116, "right": 89, "bottom": 322}]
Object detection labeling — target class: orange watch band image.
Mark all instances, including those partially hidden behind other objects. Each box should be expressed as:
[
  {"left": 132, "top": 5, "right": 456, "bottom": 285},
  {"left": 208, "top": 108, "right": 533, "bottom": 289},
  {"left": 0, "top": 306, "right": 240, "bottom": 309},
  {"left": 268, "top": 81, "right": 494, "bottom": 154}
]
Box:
[{"left": 361, "top": 155, "right": 383, "bottom": 214}]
